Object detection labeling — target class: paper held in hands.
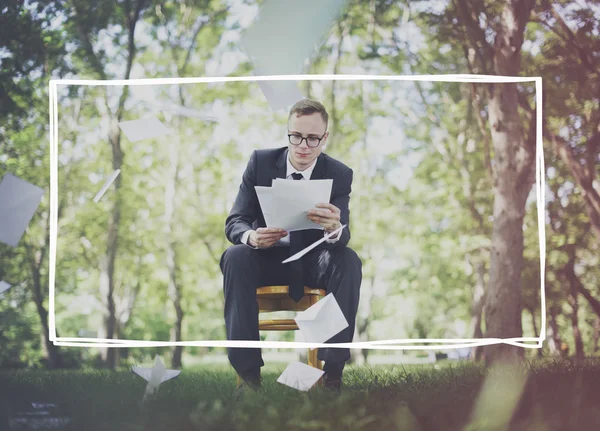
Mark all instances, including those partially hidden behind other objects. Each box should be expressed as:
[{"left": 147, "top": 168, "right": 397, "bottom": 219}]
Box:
[
  {"left": 277, "top": 362, "right": 325, "bottom": 391},
  {"left": 254, "top": 178, "right": 333, "bottom": 232},
  {"left": 282, "top": 224, "right": 346, "bottom": 264},
  {"left": 294, "top": 293, "right": 349, "bottom": 351}
]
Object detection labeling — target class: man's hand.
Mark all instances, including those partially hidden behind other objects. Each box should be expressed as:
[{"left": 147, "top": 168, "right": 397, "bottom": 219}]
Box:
[
  {"left": 307, "top": 203, "right": 342, "bottom": 233},
  {"left": 248, "top": 228, "right": 288, "bottom": 248}
]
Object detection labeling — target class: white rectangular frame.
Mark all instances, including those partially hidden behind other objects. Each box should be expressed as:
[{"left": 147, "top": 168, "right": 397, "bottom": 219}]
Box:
[{"left": 48, "top": 74, "right": 544, "bottom": 351}]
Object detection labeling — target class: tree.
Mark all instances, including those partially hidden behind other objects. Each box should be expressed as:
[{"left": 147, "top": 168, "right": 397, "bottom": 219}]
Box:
[{"left": 64, "top": 0, "right": 152, "bottom": 368}]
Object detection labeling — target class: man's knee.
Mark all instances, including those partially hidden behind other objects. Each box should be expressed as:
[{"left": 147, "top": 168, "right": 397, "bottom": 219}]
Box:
[
  {"left": 220, "top": 244, "right": 256, "bottom": 271},
  {"left": 341, "top": 247, "right": 362, "bottom": 273}
]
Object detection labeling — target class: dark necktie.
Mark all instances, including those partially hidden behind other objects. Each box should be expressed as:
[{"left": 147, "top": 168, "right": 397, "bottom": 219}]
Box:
[{"left": 289, "top": 172, "right": 305, "bottom": 302}]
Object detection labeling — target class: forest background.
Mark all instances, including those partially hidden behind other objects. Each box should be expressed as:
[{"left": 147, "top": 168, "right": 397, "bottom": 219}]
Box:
[{"left": 1, "top": 0, "right": 599, "bottom": 371}]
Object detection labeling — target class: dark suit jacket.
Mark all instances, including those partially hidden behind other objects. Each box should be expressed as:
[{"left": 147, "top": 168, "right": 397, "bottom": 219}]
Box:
[{"left": 225, "top": 146, "right": 353, "bottom": 251}]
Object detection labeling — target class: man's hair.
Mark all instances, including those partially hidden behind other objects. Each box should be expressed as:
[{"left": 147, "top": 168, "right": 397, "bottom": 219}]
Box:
[{"left": 288, "top": 99, "right": 329, "bottom": 129}]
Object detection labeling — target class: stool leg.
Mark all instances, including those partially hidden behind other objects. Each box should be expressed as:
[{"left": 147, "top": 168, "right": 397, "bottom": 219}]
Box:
[
  {"left": 307, "top": 294, "right": 324, "bottom": 386},
  {"left": 307, "top": 348, "right": 319, "bottom": 368}
]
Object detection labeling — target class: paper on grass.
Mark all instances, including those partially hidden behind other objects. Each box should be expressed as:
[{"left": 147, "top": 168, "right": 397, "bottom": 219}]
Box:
[
  {"left": 277, "top": 362, "right": 324, "bottom": 391},
  {"left": 0, "top": 173, "right": 44, "bottom": 247},
  {"left": 282, "top": 224, "right": 346, "bottom": 264},
  {"left": 294, "top": 293, "right": 349, "bottom": 351},
  {"left": 118, "top": 116, "right": 171, "bottom": 142},
  {"left": 270, "top": 179, "right": 333, "bottom": 231},
  {"left": 0, "top": 281, "right": 12, "bottom": 295},
  {"left": 132, "top": 355, "right": 180, "bottom": 398}
]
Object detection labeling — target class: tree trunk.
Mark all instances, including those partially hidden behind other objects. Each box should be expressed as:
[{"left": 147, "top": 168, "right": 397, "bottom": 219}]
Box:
[
  {"left": 592, "top": 316, "right": 600, "bottom": 355},
  {"left": 552, "top": 134, "right": 600, "bottom": 244},
  {"left": 547, "top": 305, "right": 564, "bottom": 357},
  {"left": 528, "top": 307, "right": 542, "bottom": 359},
  {"left": 165, "top": 107, "right": 184, "bottom": 368},
  {"left": 91, "top": 3, "right": 144, "bottom": 368},
  {"left": 469, "top": 261, "right": 486, "bottom": 361},
  {"left": 563, "top": 247, "right": 585, "bottom": 360},
  {"left": 98, "top": 120, "right": 124, "bottom": 369},
  {"left": 28, "top": 245, "right": 63, "bottom": 368},
  {"left": 567, "top": 290, "right": 584, "bottom": 361},
  {"left": 482, "top": 0, "right": 536, "bottom": 367}
]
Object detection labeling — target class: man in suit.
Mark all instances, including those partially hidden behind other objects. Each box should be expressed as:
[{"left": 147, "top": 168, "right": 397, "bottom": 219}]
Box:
[{"left": 220, "top": 99, "right": 362, "bottom": 394}]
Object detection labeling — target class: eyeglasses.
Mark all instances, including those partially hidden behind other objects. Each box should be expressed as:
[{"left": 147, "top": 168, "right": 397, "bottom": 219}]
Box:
[{"left": 287, "top": 131, "right": 327, "bottom": 148}]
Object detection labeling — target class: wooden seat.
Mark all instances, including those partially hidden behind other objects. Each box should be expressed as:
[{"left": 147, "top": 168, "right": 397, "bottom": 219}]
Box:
[{"left": 236, "top": 285, "right": 326, "bottom": 388}]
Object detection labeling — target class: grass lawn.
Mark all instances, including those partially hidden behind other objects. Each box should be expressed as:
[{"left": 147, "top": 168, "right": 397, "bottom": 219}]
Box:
[{"left": 1, "top": 358, "right": 600, "bottom": 430}]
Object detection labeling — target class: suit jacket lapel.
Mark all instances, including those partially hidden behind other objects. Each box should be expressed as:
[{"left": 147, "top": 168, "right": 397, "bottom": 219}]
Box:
[
  {"left": 272, "top": 148, "right": 327, "bottom": 182},
  {"left": 273, "top": 148, "right": 288, "bottom": 182},
  {"left": 310, "top": 153, "right": 327, "bottom": 180}
]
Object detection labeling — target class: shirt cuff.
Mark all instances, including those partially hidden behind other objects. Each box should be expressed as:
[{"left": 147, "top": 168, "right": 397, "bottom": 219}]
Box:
[
  {"left": 241, "top": 230, "right": 258, "bottom": 249},
  {"left": 324, "top": 230, "right": 340, "bottom": 243}
]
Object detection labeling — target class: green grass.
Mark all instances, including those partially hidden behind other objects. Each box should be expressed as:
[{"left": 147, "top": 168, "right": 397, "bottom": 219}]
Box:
[{"left": 1, "top": 358, "right": 600, "bottom": 430}]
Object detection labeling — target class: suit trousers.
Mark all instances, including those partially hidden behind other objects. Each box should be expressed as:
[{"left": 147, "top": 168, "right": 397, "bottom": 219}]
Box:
[{"left": 219, "top": 243, "right": 362, "bottom": 375}]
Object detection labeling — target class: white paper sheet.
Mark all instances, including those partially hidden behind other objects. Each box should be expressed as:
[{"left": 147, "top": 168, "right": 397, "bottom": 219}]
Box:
[
  {"left": 254, "top": 186, "right": 275, "bottom": 226},
  {"left": 93, "top": 169, "right": 121, "bottom": 203},
  {"left": 0, "top": 281, "right": 11, "bottom": 295},
  {"left": 255, "top": 73, "right": 305, "bottom": 111},
  {"left": 241, "top": 0, "right": 348, "bottom": 110},
  {"left": 282, "top": 224, "right": 346, "bottom": 264},
  {"left": 132, "top": 355, "right": 180, "bottom": 399},
  {"left": 118, "top": 116, "right": 171, "bottom": 142},
  {"left": 277, "top": 362, "right": 325, "bottom": 391},
  {"left": 241, "top": 0, "right": 348, "bottom": 73},
  {"left": 0, "top": 173, "right": 44, "bottom": 247},
  {"left": 294, "top": 293, "right": 349, "bottom": 351},
  {"left": 270, "top": 179, "right": 333, "bottom": 231}
]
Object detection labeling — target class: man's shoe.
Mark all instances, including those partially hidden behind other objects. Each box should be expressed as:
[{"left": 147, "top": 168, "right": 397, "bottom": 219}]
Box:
[
  {"left": 322, "top": 373, "right": 342, "bottom": 393},
  {"left": 322, "top": 361, "right": 344, "bottom": 393},
  {"left": 235, "top": 370, "right": 262, "bottom": 400}
]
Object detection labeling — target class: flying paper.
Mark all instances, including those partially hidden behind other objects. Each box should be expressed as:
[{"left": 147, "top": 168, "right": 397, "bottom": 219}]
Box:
[
  {"left": 241, "top": 0, "right": 348, "bottom": 110},
  {"left": 159, "top": 103, "right": 219, "bottom": 122},
  {"left": 294, "top": 293, "right": 349, "bottom": 350},
  {"left": 0, "top": 173, "right": 44, "bottom": 247},
  {"left": 132, "top": 355, "right": 181, "bottom": 399},
  {"left": 255, "top": 72, "right": 305, "bottom": 112},
  {"left": 277, "top": 362, "right": 324, "bottom": 391},
  {"left": 118, "top": 116, "right": 171, "bottom": 142},
  {"left": 93, "top": 169, "right": 121, "bottom": 203},
  {"left": 0, "top": 280, "right": 12, "bottom": 295}
]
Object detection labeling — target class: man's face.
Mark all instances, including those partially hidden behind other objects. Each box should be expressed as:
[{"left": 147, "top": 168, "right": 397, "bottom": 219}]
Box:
[{"left": 287, "top": 112, "right": 328, "bottom": 170}]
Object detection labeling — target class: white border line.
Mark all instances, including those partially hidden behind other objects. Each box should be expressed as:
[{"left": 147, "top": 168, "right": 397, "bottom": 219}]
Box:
[
  {"left": 50, "top": 74, "right": 539, "bottom": 86},
  {"left": 53, "top": 339, "right": 542, "bottom": 350},
  {"left": 49, "top": 81, "right": 58, "bottom": 342},
  {"left": 49, "top": 74, "right": 544, "bottom": 351}
]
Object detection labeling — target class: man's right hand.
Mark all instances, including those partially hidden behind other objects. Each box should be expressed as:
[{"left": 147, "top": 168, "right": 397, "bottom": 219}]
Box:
[{"left": 248, "top": 228, "right": 288, "bottom": 249}]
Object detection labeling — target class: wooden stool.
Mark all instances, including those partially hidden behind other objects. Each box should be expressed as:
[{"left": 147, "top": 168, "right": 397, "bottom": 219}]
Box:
[{"left": 236, "top": 285, "right": 326, "bottom": 388}]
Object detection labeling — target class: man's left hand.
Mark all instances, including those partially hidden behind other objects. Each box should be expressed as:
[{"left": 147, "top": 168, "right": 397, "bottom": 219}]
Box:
[{"left": 307, "top": 203, "right": 342, "bottom": 233}]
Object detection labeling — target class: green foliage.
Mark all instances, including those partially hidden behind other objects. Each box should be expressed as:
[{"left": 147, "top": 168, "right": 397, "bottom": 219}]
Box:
[{"left": 1, "top": 0, "right": 599, "bottom": 370}]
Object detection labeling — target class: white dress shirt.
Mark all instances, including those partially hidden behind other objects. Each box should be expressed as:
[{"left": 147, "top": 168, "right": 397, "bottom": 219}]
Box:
[{"left": 241, "top": 150, "right": 340, "bottom": 248}]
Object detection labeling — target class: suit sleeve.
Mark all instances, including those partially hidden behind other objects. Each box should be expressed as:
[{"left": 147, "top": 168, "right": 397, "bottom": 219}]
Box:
[
  {"left": 319, "top": 167, "right": 352, "bottom": 251},
  {"left": 225, "top": 150, "right": 260, "bottom": 245}
]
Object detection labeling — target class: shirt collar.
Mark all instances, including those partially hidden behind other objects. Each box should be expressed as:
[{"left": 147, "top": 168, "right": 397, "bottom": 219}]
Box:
[{"left": 286, "top": 149, "right": 318, "bottom": 180}]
